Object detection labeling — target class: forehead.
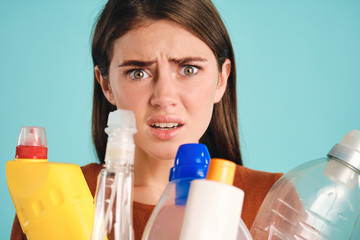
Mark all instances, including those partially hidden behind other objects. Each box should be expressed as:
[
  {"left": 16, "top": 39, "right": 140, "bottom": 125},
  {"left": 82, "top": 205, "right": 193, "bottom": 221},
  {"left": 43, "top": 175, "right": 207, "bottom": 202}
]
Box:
[{"left": 111, "top": 20, "right": 216, "bottom": 61}]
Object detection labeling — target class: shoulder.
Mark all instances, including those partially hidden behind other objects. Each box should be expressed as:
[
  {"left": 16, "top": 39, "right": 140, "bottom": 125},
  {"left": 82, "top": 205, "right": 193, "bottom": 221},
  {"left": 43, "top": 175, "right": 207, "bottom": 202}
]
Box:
[
  {"left": 80, "top": 162, "right": 103, "bottom": 197},
  {"left": 233, "top": 165, "right": 283, "bottom": 228},
  {"left": 233, "top": 164, "right": 283, "bottom": 197},
  {"left": 234, "top": 165, "right": 283, "bottom": 189},
  {"left": 81, "top": 162, "right": 103, "bottom": 175}
]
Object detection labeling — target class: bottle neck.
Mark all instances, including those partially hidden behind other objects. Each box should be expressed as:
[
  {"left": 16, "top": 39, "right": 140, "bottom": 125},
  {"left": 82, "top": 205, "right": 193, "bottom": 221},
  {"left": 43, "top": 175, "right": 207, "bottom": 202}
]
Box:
[
  {"left": 104, "top": 129, "right": 135, "bottom": 171},
  {"left": 105, "top": 161, "right": 134, "bottom": 173},
  {"left": 328, "top": 143, "right": 360, "bottom": 173},
  {"left": 325, "top": 157, "right": 359, "bottom": 189}
]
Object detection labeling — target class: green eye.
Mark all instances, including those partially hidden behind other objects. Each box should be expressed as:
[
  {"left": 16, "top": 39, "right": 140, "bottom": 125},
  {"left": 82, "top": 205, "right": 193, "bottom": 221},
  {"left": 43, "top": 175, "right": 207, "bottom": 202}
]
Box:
[
  {"left": 180, "top": 66, "right": 199, "bottom": 76},
  {"left": 129, "top": 69, "right": 149, "bottom": 80}
]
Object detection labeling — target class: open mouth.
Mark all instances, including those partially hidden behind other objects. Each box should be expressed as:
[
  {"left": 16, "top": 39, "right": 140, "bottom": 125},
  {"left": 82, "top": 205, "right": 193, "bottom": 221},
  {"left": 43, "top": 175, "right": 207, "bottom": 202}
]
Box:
[{"left": 150, "top": 122, "right": 183, "bottom": 130}]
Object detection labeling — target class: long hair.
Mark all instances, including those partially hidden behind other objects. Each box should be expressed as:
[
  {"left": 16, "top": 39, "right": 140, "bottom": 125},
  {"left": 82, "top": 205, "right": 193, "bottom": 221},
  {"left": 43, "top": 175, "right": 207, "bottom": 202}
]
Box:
[{"left": 91, "top": 0, "right": 242, "bottom": 165}]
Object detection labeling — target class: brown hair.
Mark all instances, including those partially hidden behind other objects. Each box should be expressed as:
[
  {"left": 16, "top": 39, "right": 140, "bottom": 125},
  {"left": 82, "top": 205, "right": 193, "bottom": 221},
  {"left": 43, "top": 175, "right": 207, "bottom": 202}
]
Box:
[{"left": 91, "top": 0, "right": 242, "bottom": 165}]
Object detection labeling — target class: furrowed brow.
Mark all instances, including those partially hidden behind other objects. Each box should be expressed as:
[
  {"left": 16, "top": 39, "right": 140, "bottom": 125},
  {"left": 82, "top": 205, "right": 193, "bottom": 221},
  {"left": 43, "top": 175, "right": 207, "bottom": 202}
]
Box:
[
  {"left": 169, "top": 57, "right": 207, "bottom": 65},
  {"left": 118, "top": 60, "right": 155, "bottom": 67}
]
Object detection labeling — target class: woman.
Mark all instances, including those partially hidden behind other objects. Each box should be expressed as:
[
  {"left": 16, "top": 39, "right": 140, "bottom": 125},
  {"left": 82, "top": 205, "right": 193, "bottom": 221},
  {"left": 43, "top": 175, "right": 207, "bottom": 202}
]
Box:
[{"left": 11, "top": 0, "right": 282, "bottom": 239}]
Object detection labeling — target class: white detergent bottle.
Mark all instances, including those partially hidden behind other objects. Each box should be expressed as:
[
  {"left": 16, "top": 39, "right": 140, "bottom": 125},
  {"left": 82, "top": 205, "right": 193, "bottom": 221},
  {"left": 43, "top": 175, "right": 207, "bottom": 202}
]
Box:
[
  {"left": 179, "top": 158, "right": 252, "bottom": 240},
  {"left": 141, "top": 143, "right": 211, "bottom": 240},
  {"left": 250, "top": 130, "right": 360, "bottom": 240}
]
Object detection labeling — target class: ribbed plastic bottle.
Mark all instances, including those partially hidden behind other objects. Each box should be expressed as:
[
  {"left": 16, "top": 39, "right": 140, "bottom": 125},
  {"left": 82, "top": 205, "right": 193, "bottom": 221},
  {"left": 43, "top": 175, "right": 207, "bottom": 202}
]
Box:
[
  {"left": 141, "top": 143, "right": 211, "bottom": 240},
  {"left": 91, "top": 109, "right": 137, "bottom": 240},
  {"left": 250, "top": 129, "right": 360, "bottom": 240},
  {"left": 6, "top": 126, "right": 94, "bottom": 240},
  {"left": 179, "top": 158, "right": 253, "bottom": 240}
]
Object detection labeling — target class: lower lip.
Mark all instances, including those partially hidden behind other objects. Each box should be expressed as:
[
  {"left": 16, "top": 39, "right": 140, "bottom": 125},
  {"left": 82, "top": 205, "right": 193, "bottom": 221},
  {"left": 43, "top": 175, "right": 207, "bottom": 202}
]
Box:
[{"left": 149, "top": 126, "right": 183, "bottom": 140}]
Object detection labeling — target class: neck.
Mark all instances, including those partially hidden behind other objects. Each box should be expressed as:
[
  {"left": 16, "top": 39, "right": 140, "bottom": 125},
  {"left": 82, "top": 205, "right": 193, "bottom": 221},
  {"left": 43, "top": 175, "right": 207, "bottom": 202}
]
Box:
[{"left": 132, "top": 147, "right": 174, "bottom": 205}]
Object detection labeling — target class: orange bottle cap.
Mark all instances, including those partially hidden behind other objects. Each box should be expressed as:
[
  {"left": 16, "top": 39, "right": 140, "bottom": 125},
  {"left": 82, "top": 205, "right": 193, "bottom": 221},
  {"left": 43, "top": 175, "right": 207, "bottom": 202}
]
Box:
[{"left": 206, "top": 158, "right": 236, "bottom": 185}]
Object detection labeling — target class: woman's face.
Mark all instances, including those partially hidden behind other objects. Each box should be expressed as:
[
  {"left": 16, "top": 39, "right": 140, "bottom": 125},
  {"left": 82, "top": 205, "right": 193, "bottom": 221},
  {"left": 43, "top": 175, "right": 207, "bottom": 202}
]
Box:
[{"left": 97, "top": 20, "right": 230, "bottom": 161}]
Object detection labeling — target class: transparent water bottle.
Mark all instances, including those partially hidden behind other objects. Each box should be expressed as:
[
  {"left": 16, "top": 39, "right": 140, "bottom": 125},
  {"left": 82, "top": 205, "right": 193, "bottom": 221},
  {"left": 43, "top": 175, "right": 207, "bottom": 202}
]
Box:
[
  {"left": 250, "top": 130, "right": 360, "bottom": 240},
  {"left": 180, "top": 158, "right": 253, "bottom": 240},
  {"left": 91, "top": 109, "right": 137, "bottom": 240},
  {"left": 141, "top": 143, "right": 210, "bottom": 240}
]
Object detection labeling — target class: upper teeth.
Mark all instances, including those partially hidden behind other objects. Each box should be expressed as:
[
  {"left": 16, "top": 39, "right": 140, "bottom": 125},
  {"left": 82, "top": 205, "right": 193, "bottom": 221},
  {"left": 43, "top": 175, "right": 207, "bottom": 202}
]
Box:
[{"left": 152, "top": 123, "right": 179, "bottom": 128}]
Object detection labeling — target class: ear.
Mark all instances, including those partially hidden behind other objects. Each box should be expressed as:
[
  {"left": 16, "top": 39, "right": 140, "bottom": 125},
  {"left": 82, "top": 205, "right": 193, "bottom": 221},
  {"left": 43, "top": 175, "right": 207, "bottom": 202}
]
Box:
[
  {"left": 214, "top": 58, "right": 231, "bottom": 103},
  {"left": 95, "top": 66, "right": 116, "bottom": 105}
]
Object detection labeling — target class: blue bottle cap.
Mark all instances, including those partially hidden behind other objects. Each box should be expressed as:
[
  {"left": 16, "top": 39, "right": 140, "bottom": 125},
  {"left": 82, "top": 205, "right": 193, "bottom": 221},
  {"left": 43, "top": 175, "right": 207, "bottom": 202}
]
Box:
[
  {"left": 169, "top": 143, "right": 211, "bottom": 205},
  {"left": 169, "top": 143, "right": 210, "bottom": 181}
]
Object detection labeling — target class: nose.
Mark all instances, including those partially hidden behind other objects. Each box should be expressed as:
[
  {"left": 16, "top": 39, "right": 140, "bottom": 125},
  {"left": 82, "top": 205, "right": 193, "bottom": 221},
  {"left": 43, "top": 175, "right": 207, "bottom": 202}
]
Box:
[{"left": 150, "top": 67, "right": 178, "bottom": 108}]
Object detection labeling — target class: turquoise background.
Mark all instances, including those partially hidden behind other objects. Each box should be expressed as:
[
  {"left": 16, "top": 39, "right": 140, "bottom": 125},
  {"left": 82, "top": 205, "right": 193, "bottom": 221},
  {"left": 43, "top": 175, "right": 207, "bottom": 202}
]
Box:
[{"left": 1, "top": 0, "right": 359, "bottom": 238}]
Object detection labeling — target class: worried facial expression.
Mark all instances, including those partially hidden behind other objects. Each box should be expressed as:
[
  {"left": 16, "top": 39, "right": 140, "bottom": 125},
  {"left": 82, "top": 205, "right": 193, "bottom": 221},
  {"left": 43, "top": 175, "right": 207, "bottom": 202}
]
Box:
[{"left": 97, "top": 20, "right": 230, "bottom": 161}]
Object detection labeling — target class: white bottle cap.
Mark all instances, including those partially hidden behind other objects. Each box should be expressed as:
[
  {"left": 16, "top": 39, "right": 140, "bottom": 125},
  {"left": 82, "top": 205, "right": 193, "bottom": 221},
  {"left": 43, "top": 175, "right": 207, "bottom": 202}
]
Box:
[
  {"left": 104, "top": 109, "right": 136, "bottom": 166},
  {"left": 341, "top": 130, "right": 360, "bottom": 152},
  {"left": 106, "top": 109, "right": 137, "bottom": 134}
]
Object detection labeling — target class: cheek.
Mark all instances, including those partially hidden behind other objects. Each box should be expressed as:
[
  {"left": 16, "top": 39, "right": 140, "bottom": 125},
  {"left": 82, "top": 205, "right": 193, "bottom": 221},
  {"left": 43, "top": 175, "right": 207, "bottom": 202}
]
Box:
[
  {"left": 108, "top": 66, "right": 141, "bottom": 109},
  {"left": 183, "top": 78, "right": 218, "bottom": 117},
  {"left": 110, "top": 83, "right": 141, "bottom": 109},
  {"left": 188, "top": 77, "right": 219, "bottom": 104}
]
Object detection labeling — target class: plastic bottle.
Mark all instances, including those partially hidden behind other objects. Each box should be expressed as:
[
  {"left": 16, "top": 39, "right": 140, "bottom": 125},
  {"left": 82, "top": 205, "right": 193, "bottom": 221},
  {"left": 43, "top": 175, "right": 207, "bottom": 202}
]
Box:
[
  {"left": 250, "top": 129, "right": 360, "bottom": 240},
  {"left": 141, "top": 143, "right": 211, "bottom": 240},
  {"left": 179, "top": 158, "right": 253, "bottom": 240},
  {"left": 91, "top": 109, "right": 137, "bottom": 240},
  {"left": 6, "top": 126, "right": 94, "bottom": 240}
]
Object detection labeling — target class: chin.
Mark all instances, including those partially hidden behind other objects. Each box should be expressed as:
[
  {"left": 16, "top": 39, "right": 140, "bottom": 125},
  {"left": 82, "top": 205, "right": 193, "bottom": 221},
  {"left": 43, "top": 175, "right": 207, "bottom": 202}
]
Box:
[
  {"left": 152, "top": 145, "right": 180, "bottom": 161},
  {"left": 146, "top": 140, "right": 189, "bottom": 161},
  {"left": 136, "top": 135, "right": 201, "bottom": 161}
]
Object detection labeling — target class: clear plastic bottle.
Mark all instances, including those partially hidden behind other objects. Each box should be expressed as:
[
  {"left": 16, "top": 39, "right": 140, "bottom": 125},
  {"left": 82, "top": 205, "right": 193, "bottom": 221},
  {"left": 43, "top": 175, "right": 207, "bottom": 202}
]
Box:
[
  {"left": 6, "top": 126, "right": 94, "bottom": 240},
  {"left": 180, "top": 158, "right": 253, "bottom": 240},
  {"left": 91, "top": 109, "right": 137, "bottom": 240},
  {"left": 250, "top": 129, "right": 360, "bottom": 240},
  {"left": 141, "top": 143, "right": 211, "bottom": 240}
]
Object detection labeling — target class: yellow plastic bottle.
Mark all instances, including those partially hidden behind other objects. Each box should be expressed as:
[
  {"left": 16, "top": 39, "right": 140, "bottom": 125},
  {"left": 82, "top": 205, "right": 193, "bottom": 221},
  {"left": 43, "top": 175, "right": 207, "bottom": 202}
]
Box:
[{"left": 6, "top": 126, "right": 94, "bottom": 240}]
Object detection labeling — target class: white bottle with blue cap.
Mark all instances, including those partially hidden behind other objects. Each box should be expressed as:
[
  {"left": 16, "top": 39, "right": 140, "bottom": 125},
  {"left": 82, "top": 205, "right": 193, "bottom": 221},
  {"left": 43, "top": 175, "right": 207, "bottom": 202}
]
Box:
[
  {"left": 141, "top": 143, "right": 211, "bottom": 240},
  {"left": 251, "top": 130, "right": 360, "bottom": 239}
]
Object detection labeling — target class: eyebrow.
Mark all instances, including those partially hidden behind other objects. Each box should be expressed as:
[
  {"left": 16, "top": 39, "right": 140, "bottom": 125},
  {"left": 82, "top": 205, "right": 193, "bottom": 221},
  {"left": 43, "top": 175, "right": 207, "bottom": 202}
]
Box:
[
  {"left": 169, "top": 57, "right": 208, "bottom": 65},
  {"left": 118, "top": 60, "right": 155, "bottom": 68},
  {"left": 118, "top": 57, "right": 208, "bottom": 67}
]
